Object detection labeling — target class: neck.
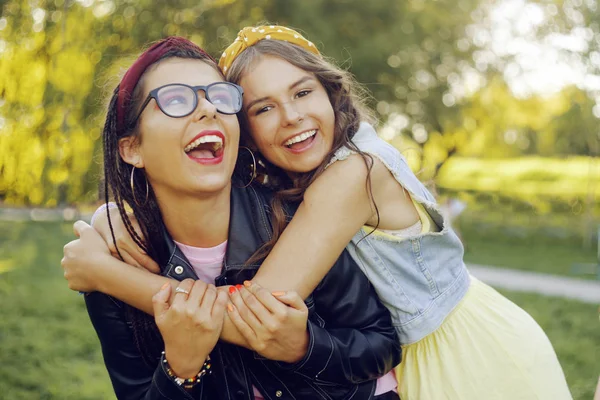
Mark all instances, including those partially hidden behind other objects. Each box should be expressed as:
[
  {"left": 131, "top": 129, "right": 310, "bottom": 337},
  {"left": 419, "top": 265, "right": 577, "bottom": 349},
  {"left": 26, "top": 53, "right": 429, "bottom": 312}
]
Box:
[{"left": 154, "top": 184, "right": 231, "bottom": 248}]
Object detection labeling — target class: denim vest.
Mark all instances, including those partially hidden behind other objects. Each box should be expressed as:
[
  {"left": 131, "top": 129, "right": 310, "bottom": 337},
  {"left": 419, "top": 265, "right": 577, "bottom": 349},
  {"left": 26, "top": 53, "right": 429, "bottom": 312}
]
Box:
[{"left": 329, "top": 122, "right": 471, "bottom": 344}]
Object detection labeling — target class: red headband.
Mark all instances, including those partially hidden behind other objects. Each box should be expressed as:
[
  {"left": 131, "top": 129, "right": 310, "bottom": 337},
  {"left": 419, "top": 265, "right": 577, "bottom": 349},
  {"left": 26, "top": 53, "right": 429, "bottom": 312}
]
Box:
[{"left": 116, "top": 37, "right": 215, "bottom": 133}]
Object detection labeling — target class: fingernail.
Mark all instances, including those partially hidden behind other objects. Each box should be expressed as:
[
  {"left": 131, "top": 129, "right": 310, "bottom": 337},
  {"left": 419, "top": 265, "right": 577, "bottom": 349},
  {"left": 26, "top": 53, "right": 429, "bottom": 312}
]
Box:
[
  {"left": 272, "top": 291, "right": 286, "bottom": 297},
  {"left": 243, "top": 280, "right": 252, "bottom": 287},
  {"left": 160, "top": 282, "right": 169, "bottom": 290},
  {"left": 235, "top": 284, "right": 243, "bottom": 290},
  {"left": 229, "top": 286, "right": 237, "bottom": 294},
  {"left": 227, "top": 304, "right": 234, "bottom": 312}
]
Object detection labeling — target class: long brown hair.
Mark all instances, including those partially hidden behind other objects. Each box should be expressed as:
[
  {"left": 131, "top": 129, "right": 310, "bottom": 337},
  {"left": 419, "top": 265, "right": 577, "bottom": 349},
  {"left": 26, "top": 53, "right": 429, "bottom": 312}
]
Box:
[
  {"left": 226, "top": 39, "right": 379, "bottom": 263},
  {"left": 102, "top": 42, "right": 221, "bottom": 367}
]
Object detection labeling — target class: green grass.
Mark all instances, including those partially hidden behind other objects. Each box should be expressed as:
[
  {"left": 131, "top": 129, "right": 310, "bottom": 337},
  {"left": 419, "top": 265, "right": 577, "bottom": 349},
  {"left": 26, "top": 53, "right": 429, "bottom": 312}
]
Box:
[
  {"left": 437, "top": 156, "right": 600, "bottom": 210},
  {"left": 458, "top": 212, "right": 599, "bottom": 279},
  {"left": 0, "top": 220, "right": 598, "bottom": 399},
  {"left": 0, "top": 221, "right": 114, "bottom": 400}
]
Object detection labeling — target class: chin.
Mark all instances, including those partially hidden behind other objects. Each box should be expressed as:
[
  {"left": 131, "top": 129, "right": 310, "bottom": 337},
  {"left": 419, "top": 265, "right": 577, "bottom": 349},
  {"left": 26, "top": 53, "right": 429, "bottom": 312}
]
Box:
[
  {"left": 296, "top": 165, "right": 319, "bottom": 174},
  {"left": 296, "top": 157, "right": 326, "bottom": 174},
  {"left": 191, "top": 175, "right": 232, "bottom": 194}
]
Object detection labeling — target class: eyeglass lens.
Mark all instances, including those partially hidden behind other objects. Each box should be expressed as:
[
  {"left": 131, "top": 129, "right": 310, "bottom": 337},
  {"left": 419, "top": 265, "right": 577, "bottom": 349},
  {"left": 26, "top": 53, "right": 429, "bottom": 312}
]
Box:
[{"left": 156, "top": 83, "right": 241, "bottom": 116}]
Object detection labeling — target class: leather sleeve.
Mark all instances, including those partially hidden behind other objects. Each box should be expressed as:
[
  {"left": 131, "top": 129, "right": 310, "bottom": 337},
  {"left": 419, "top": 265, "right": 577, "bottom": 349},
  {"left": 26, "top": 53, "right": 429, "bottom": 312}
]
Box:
[
  {"left": 273, "top": 250, "right": 402, "bottom": 385},
  {"left": 84, "top": 292, "right": 199, "bottom": 400}
]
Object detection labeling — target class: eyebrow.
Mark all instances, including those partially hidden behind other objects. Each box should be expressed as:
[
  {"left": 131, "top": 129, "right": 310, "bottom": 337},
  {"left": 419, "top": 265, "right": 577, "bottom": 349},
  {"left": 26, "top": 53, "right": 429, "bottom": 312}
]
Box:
[{"left": 245, "top": 75, "right": 316, "bottom": 112}]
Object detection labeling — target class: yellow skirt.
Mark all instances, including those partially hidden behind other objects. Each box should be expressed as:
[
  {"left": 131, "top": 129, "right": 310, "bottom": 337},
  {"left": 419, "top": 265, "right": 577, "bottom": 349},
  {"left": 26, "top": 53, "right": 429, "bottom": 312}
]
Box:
[{"left": 396, "top": 277, "right": 572, "bottom": 400}]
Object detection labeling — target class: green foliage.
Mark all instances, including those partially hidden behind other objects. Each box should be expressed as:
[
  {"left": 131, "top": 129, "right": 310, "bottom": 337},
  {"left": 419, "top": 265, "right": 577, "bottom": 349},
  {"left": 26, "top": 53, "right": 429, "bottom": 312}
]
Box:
[
  {"left": 395, "top": 80, "right": 600, "bottom": 180},
  {"left": 0, "top": 0, "right": 599, "bottom": 205}
]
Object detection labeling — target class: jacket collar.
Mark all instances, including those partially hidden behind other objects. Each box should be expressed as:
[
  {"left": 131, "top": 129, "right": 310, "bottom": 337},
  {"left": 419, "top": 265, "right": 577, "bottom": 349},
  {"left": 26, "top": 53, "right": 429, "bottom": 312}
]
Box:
[{"left": 161, "top": 184, "right": 273, "bottom": 281}]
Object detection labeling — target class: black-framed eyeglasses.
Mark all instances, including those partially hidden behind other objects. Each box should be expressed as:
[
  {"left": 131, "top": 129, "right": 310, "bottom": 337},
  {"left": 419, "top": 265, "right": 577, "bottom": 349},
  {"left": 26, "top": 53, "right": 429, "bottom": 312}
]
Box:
[{"left": 132, "top": 82, "right": 244, "bottom": 126}]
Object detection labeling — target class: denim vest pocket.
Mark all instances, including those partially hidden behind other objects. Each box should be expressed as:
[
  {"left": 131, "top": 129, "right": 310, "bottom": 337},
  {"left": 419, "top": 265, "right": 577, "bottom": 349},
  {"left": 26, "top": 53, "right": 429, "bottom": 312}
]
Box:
[{"left": 349, "top": 231, "right": 420, "bottom": 325}]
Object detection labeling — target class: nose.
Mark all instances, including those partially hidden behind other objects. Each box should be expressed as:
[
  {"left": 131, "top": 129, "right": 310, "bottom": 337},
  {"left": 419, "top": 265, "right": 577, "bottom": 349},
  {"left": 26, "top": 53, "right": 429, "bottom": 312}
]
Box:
[
  {"left": 191, "top": 90, "right": 217, "bottom": 121},
  {"left": 279, "top": 101, "right": 303, "bottom": 127}
]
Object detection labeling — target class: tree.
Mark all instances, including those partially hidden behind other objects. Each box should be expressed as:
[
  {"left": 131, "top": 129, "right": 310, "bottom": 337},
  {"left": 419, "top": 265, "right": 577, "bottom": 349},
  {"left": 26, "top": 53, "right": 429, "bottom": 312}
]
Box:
[{"left": 1, "top": 0, "right": 598, "bottom": 205}]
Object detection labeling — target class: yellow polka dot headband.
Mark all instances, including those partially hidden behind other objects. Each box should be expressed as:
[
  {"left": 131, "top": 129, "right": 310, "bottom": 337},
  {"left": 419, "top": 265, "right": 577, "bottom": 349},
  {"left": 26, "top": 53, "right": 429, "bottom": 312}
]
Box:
[{"left": 218, "top": 25, "right": 321, "bottom": 73}]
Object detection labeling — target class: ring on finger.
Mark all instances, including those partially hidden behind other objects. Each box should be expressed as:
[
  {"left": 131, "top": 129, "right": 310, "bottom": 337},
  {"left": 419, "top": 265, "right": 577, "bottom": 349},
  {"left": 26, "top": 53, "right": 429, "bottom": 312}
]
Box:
[{"left": 175, "top": 286, "right": 190, "bottom": 296}]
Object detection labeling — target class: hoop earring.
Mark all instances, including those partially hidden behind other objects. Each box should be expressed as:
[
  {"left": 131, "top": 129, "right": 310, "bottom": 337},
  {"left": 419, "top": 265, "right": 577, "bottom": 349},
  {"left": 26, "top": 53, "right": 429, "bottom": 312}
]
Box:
[
  {"left": 130, "top": 165, "right": 149, "bottom": 206},
  {"left": 236, "top": 146, "right": 257, "bottom": 188}
]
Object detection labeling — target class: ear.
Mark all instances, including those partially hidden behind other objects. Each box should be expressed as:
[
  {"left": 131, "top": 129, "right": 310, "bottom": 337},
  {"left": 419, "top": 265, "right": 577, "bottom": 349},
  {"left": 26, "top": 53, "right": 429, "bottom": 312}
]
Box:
[{"left": 118, "top": 136, "right": 144, "bottom": 168}]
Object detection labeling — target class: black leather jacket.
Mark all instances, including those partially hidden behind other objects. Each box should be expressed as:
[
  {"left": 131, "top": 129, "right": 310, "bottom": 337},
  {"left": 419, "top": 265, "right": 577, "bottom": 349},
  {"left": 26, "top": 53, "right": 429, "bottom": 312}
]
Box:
[{"left": 85, "top": 184, "right": 401, "bottom": 400}]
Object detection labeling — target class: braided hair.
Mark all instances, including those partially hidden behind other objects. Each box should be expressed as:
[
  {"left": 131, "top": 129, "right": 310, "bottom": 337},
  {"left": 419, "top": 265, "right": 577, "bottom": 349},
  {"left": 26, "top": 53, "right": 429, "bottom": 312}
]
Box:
[{"left": 102, "top": 41, "right": 220, "bottom": 367}]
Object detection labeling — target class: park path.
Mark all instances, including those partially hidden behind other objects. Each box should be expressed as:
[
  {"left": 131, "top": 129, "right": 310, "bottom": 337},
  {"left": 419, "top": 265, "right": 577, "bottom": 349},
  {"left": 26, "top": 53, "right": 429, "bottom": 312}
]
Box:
[{"left": 467, "top": 264, "right": 600, "bottom": 304}]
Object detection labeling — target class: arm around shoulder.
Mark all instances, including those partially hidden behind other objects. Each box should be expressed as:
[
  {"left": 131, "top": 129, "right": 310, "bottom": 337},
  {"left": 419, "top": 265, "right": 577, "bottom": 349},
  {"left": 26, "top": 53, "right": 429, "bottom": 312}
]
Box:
[{"left": 251, "top": 154, "right": 379, "bottom": 298}]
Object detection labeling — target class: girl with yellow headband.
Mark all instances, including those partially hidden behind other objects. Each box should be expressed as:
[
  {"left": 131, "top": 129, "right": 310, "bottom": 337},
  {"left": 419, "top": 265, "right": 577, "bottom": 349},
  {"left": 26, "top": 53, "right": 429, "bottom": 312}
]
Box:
[
  {"left": 73, "top": 26, "right": 571, "bottom": 399},
  {"left": 62, "top": 36, "right": 401, "bottom": 400},
  {"left": 215, "top": 25, "right": 571, "bottom": 399}
]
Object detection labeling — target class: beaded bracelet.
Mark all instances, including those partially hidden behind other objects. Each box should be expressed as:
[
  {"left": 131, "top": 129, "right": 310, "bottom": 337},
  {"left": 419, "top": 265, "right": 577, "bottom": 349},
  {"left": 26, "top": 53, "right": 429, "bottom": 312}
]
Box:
[{"left": 161, "top": 351, "right": 212, "bottom": 390}]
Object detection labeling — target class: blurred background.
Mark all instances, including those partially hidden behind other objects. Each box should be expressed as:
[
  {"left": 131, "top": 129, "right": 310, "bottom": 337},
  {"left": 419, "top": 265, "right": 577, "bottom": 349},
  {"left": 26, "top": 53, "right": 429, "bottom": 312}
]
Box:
[{"left": 0, "top": 0, "right": 599, "bottom": 398}]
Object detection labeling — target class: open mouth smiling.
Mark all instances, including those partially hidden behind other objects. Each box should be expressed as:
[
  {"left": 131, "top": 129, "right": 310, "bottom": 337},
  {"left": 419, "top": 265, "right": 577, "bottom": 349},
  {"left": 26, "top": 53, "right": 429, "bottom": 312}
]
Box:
[
  {"left": 283, "top": 129, "right": 317, "bottom": 150},
  {"left": 184, "top": 131, "right": 225, "bottom": 164}
]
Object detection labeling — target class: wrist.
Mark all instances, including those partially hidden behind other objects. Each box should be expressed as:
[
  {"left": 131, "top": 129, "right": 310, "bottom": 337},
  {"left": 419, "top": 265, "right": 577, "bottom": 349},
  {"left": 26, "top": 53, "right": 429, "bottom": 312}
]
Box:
[
  {"left": 90, "top": 253, "right": 122, "bottom": 295},
  {"left": 162, "top": 351, "right": 211, "bottom": 390},
  {"left": 164, "top": 348, "right": 208, "bottom": 378},
  {"left": 286, "top": 329, "right": 310, "bottom": 363}
]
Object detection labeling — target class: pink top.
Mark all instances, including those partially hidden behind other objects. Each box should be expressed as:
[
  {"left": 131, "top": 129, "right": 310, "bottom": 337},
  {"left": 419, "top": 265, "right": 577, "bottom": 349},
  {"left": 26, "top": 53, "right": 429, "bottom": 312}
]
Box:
[
  {"left": 175, "top": 240, "right": 227, "bottom": 283},
  {"left": 175, "top": 240, "right": 397, "bottom": 398}
]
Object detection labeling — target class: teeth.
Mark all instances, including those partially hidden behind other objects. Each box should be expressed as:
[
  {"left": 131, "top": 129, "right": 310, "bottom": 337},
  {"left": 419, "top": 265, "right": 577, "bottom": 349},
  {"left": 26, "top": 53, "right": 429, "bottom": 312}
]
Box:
[
  {"left": 284, "top": 130, "right": 317, "bottom": 147},
  {"left": 184, "top": 135, "right": 223, "bottom": 153}
]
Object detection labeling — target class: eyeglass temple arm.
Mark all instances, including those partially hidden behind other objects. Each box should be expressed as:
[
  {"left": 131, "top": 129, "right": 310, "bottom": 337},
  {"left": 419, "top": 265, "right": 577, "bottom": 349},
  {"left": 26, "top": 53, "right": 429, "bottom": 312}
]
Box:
[{"left": 130, "top": 94, "right": 155, "bottom": 128}]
